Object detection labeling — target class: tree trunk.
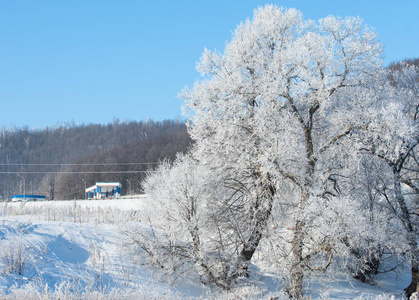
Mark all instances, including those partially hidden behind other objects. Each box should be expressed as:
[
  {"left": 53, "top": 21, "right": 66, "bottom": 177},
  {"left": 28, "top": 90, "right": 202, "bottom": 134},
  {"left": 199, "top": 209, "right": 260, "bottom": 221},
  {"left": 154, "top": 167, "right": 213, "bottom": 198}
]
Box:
[
  {"left": 289, "top": 220, "right": 305, "bottom": 299},
  {"left": 233, "top": 180, "right": 276, "bottom": 281},
  {"left": 405, "top": 229, "right": 419, "bottom": 298}
]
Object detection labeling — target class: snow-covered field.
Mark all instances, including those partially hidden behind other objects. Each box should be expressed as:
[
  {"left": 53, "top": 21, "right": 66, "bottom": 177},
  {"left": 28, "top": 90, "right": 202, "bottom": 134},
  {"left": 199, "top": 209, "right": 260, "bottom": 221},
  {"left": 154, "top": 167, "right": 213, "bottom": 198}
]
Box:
[{"left": 0, "top": 197, "right": 411, "bottom": 299}]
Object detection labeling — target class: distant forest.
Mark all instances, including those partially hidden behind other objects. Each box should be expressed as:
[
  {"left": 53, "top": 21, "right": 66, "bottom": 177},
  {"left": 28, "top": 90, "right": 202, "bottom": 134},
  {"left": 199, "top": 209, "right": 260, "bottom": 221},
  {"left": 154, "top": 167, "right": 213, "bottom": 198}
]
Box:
[{"left": 0, "top": 119, "right": 192, "bottom": 200}]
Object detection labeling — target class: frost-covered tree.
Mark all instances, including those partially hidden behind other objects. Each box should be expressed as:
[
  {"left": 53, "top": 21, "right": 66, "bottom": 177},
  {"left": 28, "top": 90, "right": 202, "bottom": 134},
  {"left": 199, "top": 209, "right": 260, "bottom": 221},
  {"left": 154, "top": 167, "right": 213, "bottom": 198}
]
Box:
[
  {"left": 141, "top": 155, "right": 241, "bottom": 288},
  {"left": 39, "top": 174, "right": 56, "bottom": 200},
  {"left": 345, "top": 157, "right": 391, "bottom": 282},
  {"left": 364, "top": 62, "right": 419, "bottom": 297},
  {"left": 179, "top": 5, "right": 383, "bottom": 298},
  {"left": 139, "top": 5, "right": 399, "bottom": 298}
]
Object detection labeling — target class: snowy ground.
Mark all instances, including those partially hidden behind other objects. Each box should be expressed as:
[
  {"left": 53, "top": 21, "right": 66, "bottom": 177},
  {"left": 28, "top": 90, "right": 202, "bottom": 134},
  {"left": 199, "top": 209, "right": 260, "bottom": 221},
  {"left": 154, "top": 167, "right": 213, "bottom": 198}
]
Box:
[{"left": 0, "top": 197, "right": 412, "bottom": 299}]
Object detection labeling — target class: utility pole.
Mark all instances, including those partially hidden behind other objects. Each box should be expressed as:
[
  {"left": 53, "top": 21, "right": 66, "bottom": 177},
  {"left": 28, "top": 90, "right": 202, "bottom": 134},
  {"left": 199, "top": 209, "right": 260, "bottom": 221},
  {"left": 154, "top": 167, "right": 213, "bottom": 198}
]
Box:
[
  {"left": 16, "top": 174, "right": 25, "bottom": 199},
  {"left": 81, "top": 179, "right": 86, "bottom": 199},
  {"left": 127, "top": 179, "right": 131, "bottom": 195}
]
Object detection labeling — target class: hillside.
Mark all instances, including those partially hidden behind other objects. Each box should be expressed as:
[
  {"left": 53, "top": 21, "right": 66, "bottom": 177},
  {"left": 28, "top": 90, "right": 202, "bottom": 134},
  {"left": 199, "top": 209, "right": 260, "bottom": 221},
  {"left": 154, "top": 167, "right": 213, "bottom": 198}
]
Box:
[{"left": 0, "top": 120, "right": 191, "bottom": 200}]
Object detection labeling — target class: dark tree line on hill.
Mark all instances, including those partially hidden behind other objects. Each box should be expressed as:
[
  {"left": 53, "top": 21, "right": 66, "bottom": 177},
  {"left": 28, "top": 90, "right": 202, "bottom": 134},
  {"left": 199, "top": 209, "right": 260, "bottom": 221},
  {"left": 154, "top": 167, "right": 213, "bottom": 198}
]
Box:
[
  {"left": 0, "top": 119, "right": 192, "bottom": 200},
  {"left": 389, "top": 57, "right": 419, "bottom": 70}
]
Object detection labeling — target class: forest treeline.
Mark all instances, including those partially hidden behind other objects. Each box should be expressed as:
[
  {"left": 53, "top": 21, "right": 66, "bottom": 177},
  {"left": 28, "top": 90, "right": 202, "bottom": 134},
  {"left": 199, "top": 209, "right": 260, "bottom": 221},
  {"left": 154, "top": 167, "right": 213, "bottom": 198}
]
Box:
[{"left": 0, "top": 119, "right": 192, "bottom": 200}]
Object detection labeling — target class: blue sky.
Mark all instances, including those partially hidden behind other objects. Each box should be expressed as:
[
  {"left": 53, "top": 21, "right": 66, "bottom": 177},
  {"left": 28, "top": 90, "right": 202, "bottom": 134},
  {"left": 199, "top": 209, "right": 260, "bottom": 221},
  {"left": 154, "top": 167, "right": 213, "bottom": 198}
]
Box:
[{"left": 0, "top": 0, "right": 418, "bottom": 129}]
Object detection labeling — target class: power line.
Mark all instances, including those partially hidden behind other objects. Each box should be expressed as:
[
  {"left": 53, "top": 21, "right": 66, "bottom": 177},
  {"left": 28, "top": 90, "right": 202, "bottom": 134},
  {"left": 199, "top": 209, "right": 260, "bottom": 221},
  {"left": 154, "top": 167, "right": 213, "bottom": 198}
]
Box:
[
  {"left": 0, "top": 162, "right": 162, "bottom": 174},
  {"left": 0, "top": 171, "right": 152, "bottom": 174},
  {"left": 0, "top": 163, "right": 159, "bottom": 166}
]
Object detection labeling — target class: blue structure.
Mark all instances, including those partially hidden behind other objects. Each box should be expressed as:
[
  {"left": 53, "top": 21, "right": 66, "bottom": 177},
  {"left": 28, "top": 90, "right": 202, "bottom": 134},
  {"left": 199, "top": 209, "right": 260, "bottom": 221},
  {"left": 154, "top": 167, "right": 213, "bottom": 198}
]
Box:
[
  {"left": 11, "top": 195, "right": 46, "bottom": 202},
  {"left": 85, "top": 182, "right": 121, "bottom": 199}
]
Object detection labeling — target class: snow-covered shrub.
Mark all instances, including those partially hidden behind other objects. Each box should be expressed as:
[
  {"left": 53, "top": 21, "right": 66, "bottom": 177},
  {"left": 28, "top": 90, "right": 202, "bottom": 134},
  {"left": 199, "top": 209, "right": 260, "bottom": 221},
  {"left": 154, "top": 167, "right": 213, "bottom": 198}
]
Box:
[
  {"left": 0, "top": 237, "right": 31, "bottom": 276},
  {"left": 136, "top": 155, "right": 237, "bottom": 288}
]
